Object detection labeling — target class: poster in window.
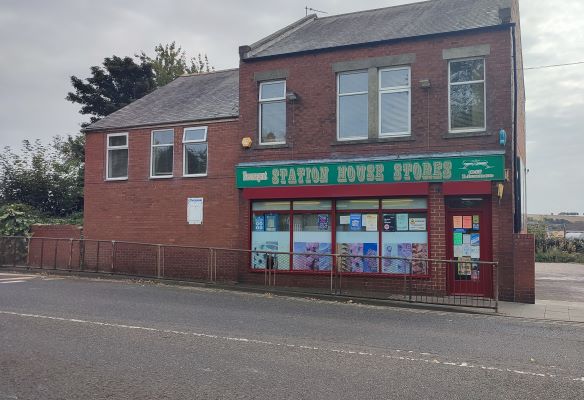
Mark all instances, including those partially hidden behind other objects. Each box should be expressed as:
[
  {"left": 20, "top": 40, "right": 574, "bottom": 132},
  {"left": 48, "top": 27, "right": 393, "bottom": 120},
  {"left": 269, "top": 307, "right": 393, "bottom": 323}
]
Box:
[
  {"left": 462, "top": 244, "right": 472, "bottom": 257},
  {"left": 408, "top": 217, "right": 427, "bottom": 231},
  {"left": 458, "top": 258, "right": 472, "bottom": 276},
  {"left": 362, "top": 243, "right": 378, "bottom": 273},
  {"left": 463, "top": 234, "right": 471, "bottom": 245},
  {"left": 473, "top": 215, "right": 480, "bottom": 224},
  {"left": 471, "top": 263, "right": 480, "bottom": 280},
  {"left": 397, "top": 243, "right": 412, "bottom": 273},
  {"left": 349, "top": 214, "right": 362, "bottom": 231},
  {"left": 254, "top": 215, "right": 265, "bottom": 231},
  {"left": 382, "top": 243, "right": 399, "bottom": 273},
  {"left": 471, "top": 246, "right": 480, "bottom": 259},
  {"left": 339, "top": 215, "right": 350, "bottom": 225},
  {"left": 364, "top": 214, "right": 378, "bottom": 232},
  {"left": 293, "top": 242, "right": 332, "bottom": 271},
  {"left": 251, "top": 241, "right": 278, "bottom": 269},
  {"left": 453, "top": 245, "right": 462, "bottom": 258},
  {"left": 471, "top": 234, "right": 480, "bottom": 246},
  {"left": 453, "top": 216, "right": 463, "bottom": 229},
  {"left": 337, "top": 243, "right": 378, "bottom": 273},
  {"left": 383, "top": 214, "right": 396, "bottom": 232},
  {"left": 187, "top": 198, "right": 203, "bottom": 225},
  {"left": 317, "top": 214, "right": 330, "bottom": 231},
  {"left": 265, "top": 214, "right": 279, "bottom": 232},
  {"left": 463, "top": 216, "right": 472, "bottom": 229},
  {"left": 453, "top": 232, "right": 463, "bottom": 246},
  {"left": 412, "top": 243, "right": 429, "bottom": 275},
  {"left": 396, "top": 214, "right": 409, "bottom": 231}
]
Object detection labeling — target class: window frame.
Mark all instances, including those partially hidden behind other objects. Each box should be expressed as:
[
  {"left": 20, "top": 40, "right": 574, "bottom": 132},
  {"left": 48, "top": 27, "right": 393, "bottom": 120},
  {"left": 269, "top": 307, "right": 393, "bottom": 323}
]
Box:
[
  {"left": 258, "top": 80, "right": 287, "bottom": 146},
  {"left": 150, "top": 129, "right": 175, "bottom": 179},
  {"left": 448, "top": 57, "right": 487, "bottom": 133},
  {"left": 378, "top": 66, "right": 412, "bottom": 137},
  {"left": 182, "top": 126, "right": 208, "bottom": 178},
  {"left": 336, "top": 70, "right": 369, "bottom": 141},
  {"left": 105, "top": 132, "right": 128, "bottom": 181}
]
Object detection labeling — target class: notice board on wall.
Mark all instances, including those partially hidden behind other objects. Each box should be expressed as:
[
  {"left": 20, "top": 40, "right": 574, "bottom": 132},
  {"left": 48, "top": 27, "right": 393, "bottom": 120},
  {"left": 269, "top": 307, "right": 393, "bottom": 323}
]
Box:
[{"left": 187, "top": 198, "right": 203, "bottom": 225}]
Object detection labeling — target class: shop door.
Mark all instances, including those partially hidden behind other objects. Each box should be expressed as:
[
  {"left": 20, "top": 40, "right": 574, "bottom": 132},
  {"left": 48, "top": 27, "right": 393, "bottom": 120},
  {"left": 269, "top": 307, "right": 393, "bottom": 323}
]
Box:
[{"left": 446, "top": 199, "right": 492, "bottom": 297}]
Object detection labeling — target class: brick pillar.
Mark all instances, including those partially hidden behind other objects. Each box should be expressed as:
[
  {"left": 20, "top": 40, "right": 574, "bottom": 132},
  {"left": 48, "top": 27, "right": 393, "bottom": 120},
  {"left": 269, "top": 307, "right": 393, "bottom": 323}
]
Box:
[
  {"left": 513, "top": 233, "right": 535, "bottom": 304},
  {"left": 428, "top": 183, "right": 447, "bottom": 295}
]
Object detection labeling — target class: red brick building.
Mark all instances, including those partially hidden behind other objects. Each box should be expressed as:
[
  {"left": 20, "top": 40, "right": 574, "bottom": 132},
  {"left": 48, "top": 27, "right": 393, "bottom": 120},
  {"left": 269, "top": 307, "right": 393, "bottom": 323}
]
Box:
[{"left": 84, "top": 0, "right": 534, "bottom": 302}]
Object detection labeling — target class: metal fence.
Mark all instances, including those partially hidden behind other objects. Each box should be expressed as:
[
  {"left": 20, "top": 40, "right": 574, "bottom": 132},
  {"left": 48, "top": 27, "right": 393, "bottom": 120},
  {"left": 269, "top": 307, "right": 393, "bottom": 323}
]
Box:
[{"left": 0, "top": 236, "right": 498, "bottom": 310}]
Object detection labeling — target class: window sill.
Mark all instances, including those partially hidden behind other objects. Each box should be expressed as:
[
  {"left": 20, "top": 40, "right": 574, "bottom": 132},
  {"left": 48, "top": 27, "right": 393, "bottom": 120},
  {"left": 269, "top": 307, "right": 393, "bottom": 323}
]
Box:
[
  {"left": 105, "top": 178, "right": 128, "bottom": 182},
  {"left": 444, "top": 130, "right": 490, "bottom": 139},
  {"left": 183, "top": 174, "right": 208, "bottom": 178},
  {"left": 149, "top": 175, "right": 173, "bottom": 180},
  {"left": 332, "top": 136, "right": 415, "bottom": 146},
  {"left": 253, "top": 143, "right": 290, "bottom": 150}
]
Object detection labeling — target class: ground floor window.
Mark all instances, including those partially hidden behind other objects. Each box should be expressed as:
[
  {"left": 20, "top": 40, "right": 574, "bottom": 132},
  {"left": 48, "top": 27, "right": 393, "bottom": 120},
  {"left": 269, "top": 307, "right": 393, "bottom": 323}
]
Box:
[{"left": 251, "top": 198, "right": 429, "bottom": 276}]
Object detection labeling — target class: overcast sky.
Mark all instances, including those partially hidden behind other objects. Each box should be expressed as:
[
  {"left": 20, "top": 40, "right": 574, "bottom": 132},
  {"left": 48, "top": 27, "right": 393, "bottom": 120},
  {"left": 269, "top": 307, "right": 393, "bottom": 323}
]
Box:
[{"left": 1, "top": 0, "right": 582, "bottom": 214}]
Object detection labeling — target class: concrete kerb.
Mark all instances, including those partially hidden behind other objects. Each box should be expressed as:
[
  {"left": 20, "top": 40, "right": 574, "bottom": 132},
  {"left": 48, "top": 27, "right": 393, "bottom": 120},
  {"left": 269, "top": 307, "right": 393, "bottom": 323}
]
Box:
[{"left": 0, "top": 266, "right": 502, "bottom": 316}]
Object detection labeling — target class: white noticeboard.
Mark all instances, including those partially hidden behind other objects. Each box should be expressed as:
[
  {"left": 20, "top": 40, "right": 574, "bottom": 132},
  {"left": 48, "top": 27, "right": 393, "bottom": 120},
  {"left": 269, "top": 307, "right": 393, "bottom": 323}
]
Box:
[{"left": 187, "top": 198, "right": 204, "bottom": 225}]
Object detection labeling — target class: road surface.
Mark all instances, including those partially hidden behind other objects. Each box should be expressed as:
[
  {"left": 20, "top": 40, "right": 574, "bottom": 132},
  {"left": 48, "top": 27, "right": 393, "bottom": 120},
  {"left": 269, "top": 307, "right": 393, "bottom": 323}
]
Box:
[{"left": 0, "top": 272, "right": 583, "bottom": 399}]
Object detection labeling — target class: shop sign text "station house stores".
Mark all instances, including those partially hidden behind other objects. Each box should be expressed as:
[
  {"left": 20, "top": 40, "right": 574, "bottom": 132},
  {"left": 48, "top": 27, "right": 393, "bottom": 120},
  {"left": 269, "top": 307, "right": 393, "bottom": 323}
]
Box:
[{"left": 236, "top": 155, "right": 505, "bottom": 188}]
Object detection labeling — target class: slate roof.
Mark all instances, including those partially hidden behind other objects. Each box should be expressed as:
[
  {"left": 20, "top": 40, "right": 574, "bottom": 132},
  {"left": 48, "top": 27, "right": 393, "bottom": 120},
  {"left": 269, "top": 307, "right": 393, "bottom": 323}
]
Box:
[
  {"left": 85, "top": 69, "right": 239, "bottom": 131},
  {"left": 243, "top": 0, "right": 512, "bottom": 59}
]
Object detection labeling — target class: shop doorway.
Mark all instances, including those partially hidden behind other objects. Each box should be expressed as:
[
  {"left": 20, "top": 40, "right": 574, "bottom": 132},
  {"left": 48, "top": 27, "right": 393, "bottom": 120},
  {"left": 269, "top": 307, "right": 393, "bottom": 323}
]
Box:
[{"left": 445, "top": 197, "right": 493, "bottom": 297}]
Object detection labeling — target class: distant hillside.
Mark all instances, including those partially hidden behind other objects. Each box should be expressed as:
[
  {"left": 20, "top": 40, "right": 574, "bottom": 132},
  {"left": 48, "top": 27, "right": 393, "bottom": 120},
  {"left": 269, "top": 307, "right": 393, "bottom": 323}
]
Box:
[{"left": 528, "top": 214, "right": 584, "bottom": 231}]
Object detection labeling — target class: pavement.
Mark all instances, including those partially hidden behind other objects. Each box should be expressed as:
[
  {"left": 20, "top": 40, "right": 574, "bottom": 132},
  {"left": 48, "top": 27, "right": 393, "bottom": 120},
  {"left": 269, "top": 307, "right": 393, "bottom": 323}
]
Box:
[
  {"left": 499, "top": 263, "right": 584, "bottom": 322},
  {"left": 1, "top": 271, "right": 584, "bottom": 399}
]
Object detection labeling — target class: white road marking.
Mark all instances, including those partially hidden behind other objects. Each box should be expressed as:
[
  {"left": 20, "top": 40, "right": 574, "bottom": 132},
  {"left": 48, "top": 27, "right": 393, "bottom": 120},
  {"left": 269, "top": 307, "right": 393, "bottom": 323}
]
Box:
[
  {"left": 0, "top": 310, "right": 580, "bottom": 383},
  {"left": 0, "top": 281, "right": 26, "bottom": 284}
]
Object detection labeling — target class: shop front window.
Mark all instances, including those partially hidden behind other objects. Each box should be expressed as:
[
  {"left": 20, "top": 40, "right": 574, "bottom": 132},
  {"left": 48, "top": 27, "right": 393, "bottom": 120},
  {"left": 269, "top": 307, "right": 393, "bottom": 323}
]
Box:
[
  {"left": 292, "top": 201, "right": 332, "bottom": 271},
  {"left": 381, "top": 198, "right": 428, "bottom": 275},
  {"left": 251, "top": 201, "right": 290, "bottom": 270},
  {"left": 336, "top": 199, "right": 379, "bottom": 273}
]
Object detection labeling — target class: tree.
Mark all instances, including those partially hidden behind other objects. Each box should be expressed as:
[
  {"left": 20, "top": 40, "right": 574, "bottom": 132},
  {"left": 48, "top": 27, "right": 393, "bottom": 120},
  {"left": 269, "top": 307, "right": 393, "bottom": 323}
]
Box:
[
  {"left": 138, "top": 42, "right": 213, "bottom": 87},
  {"left": 66, "top": 56, "right": 156, "bottom": 125},
  {"left": 0, "top": 136, "right": 84, "bottom": 217}
]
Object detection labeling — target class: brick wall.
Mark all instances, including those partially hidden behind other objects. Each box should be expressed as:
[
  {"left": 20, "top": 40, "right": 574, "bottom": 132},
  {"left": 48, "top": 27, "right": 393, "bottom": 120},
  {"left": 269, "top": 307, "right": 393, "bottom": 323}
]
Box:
[
  {"left": 84, "top": 120, "right": 241, "bottom": 248},
  {"left": 513, "top": 233, "right": 535, "bottom": 304}
]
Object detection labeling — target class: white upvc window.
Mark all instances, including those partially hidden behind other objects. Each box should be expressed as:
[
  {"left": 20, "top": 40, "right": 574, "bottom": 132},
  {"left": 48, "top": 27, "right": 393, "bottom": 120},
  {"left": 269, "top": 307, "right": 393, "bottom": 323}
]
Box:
[
  {"left": 448, "top": 57, "right": 486, "bottom": 132},
  {"left": 259, "top": 80, "right": 286, "bottom": 145},
  {"left": 183, "top": 127, "right": 208, "bottom": 177},
  {"left": 337, "top": 70, "right": 369, "bottom": 140},
  {"left": 106, "top": 133, "right": 128, "bottom": 180},
  {"left": 379, "top": 67, "right": 411, "bottom": 137},
  {"left": 150, "top": 129, "right": 174, "bottom": 178}
]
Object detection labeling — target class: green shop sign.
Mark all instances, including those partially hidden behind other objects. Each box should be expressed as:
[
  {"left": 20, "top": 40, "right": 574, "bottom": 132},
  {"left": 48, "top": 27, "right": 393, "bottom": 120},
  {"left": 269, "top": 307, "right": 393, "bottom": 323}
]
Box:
[{"left": 236, "top": 154, "right": 505, "bottom": 188}]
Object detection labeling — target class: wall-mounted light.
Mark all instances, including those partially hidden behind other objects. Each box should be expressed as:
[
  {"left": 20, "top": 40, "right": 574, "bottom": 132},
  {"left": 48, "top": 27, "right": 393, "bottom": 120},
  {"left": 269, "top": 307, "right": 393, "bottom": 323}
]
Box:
[
  {"left": 286, "top": 91, "right": 298, "bottom": 102},
  {"left": 497, "top": 183, "right": 505, "bottom": 200},
  {"left": 419, "top": 79, "right": 431, "bottom": 89},
  {"left": 241, "top": 137, "right": 253, "bottom": 149},
  {"left": 499, "top": 129, "right": 507, "bottom": 146}
]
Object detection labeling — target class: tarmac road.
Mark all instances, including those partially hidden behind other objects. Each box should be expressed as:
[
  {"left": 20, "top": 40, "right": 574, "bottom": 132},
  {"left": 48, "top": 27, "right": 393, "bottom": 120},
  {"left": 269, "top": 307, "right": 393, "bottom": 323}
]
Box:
[{"left": 0, "top": 272, "right": 583, "bottom": 399}]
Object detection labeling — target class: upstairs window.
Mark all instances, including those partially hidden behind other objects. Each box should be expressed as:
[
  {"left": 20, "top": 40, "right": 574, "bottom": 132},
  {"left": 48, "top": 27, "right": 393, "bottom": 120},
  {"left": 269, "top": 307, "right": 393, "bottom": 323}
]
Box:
[
  {"left": 151, "top": 129, "right": 174, "bottom": 178},
  {"left": 449, "top": 58, "right": 486, "bottom": 132},
  {"left": 106, "top": 133, "right": 128, "bottom": 180},
  {"left": 259, "top": 81, "right": 286, "bottom": 144},
  {"left": 337, "top": 70, "right": 369, "bottom": 140},
  {"left": 183, "top": 127, "right": 208, "bottom": 177},
  {"left": 379, "top": 67, "right": 411, "bottom": 137}
]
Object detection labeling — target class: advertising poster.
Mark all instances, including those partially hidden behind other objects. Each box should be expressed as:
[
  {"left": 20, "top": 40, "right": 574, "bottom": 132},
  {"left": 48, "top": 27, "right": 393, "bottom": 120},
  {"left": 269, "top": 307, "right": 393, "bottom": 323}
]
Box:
[
  {"left": 251, "top": 241, "right": 278, "bottom": 269},
  {"left": 350, "top": 214, "right": 362, "bottom": 231},
  {"left": 409, "top": 217, "right": 427, "bottom": 231},
  {"left": 364, "top": 214, "right": 378, "bottom": 232},
  {"left": 383, "top": 214, "right": 396, "bottom": 232},
  {"left": 187, "top": 197, "right": 204, "bottom": 225},
  {"left": 458, "top": 258, "right": 472, "bottom": 276},
  {"left": 317, "top": 214, "right": 330, "bottom": 231},
  {"left": 293, "top": 242, "right": 332, "bottom": 271},
  {"left": 453, "top": 216, "right": 463, "bottom": 229},
  {"left": 473, "top": 215, "right": 480, "bottom": 224},
  {"left": 463, "top": 216, "right": 472, "bottom": 229},
  {"left": 337, "top": 243, "right": 378, "bottom": 273},
  {"left": 471, "top": 263, "right": 480, "bottom": 281},
  {"left": 396, "top": 214, "right": 409, "bottom": 231},
  {"left": 339, "top": 215, "right": 350, "bottom": 225},
  {"left": 453, "top": 245, "right": 462, "bottom": 258},
  {"left": 471, "top": 246, "right": 481, "bottom": 259},
  {"left": 254, "top": 215, "right": 265, "bottom": 231},
  {"left": 381, "top": 243, "right": 398, "bottom": 273},
  {"left": 397, "top": 243, "right": 412, "bottom": 272},
  {"left": 411, "top": 243, "right": 429, "bottom": 275},
  {"left": 453, "top": 232, "right": 463, "bottom": 245},
  {"left": 462, "top": 244, "right": 472, "bottom": 257},
  {"left": 463, "top": 234, "right": 471, "bottom": 245},
  {"left": 265, "top": 214, "right": 279, "bottom": 232},
  {"left": 471, "top": 234, "right": 480, "bottom": 246}
]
